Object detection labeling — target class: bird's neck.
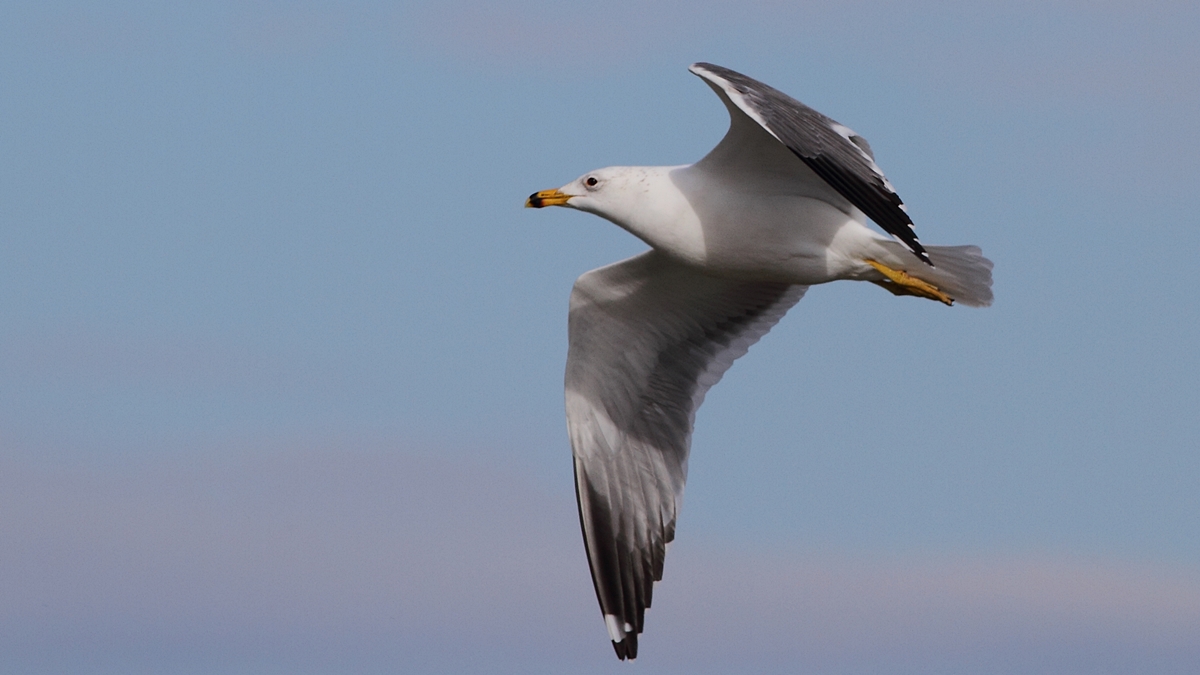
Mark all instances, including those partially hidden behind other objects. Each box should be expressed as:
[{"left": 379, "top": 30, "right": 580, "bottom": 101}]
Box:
[{"left": 602, "top": 166, "right": 706, "bottom": 265}]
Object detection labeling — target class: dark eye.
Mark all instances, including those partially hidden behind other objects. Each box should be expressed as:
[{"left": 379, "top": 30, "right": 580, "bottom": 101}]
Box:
[{"left": 585, "top": 176, "right": 599, "bottom": 188}]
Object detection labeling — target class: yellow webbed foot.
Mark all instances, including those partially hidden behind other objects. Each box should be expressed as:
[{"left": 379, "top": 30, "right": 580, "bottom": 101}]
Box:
[{"left": 864, "top": 259, "right": 954, "bottom": 306}]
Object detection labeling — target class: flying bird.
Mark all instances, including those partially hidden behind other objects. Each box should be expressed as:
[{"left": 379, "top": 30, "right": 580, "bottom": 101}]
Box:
[{"left": 526, "top": 62, "right": 993, "bottom": 660}]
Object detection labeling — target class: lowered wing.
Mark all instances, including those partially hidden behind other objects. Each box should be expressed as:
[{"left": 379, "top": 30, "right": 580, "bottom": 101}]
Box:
[{"left": 566, "top": 250, "right": 807, "bottom": 659}]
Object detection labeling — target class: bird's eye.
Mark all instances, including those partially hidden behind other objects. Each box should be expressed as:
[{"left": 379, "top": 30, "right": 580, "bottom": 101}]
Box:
[{"left": 585, "top": 176, "right": 599, "bottom": 188}]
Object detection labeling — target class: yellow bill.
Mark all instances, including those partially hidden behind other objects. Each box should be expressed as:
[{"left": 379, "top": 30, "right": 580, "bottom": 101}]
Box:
[{"left": 526, "top": 188, "right": 572, "bottom": 208}]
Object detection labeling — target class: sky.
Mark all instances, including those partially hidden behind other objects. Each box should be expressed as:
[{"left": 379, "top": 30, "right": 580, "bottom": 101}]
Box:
[{"left": 1, "top": 1, "right": 1198, "bottom": 673}]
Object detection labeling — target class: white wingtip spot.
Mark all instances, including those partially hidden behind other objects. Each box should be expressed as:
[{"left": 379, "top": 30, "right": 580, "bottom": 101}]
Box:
[
  {"left": 604, "top": 614, "right": 628, "bottom": 642},
  {"left": 829, "top": 122, "right": 857, "bottom": 140},
  {"left": 832, "top": 122, "right": 894, "bottom": 188}
]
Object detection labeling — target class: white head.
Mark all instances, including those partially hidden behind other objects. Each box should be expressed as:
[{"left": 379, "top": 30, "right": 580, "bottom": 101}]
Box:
[{"left": 527, "top": 166, "right": 660, "bottom": 221}]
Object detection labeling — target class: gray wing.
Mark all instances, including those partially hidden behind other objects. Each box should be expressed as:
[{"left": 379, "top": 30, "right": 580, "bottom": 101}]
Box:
[
  {"left": 566, "top": 251, "right": 807, "bottom": 660},
  {"left": 690, "top": 62, "right": 931, "bottom": 265}
]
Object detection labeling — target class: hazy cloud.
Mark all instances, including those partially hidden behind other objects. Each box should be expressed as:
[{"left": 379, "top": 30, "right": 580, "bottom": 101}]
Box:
[
  {"left": 3, "top": 441, "right": 1197, "bottom": 673},
  {"left": 404, "top": 0, "right": 1199, "bottom": 109}
]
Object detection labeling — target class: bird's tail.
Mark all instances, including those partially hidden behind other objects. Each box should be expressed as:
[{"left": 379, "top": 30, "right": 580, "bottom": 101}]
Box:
[{"left": 877, "top": 242, "right": 994, "bottom": 307}]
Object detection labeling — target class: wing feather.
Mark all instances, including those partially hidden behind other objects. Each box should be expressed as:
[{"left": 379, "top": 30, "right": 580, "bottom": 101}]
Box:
[
  {"left": 566, "top": 250, "right": 806, "bottom": 659},
  {"left": 690, "top": 62, "right": 931, "bottom": 265}
]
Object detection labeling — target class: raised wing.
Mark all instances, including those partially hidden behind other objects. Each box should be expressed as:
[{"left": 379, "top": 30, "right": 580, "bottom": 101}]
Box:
[
  {"left": 690, "top": 62, "right": 931, "bottom": 265},
  {"left": 566, "top": 251, "right": 807, "bottom": 659}
]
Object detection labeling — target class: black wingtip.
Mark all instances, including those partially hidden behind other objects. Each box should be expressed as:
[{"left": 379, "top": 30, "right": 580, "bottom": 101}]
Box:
[
  {"left": 902, "top": 236, "right": 933, "bottom": 266},
  {"left": 612, "top": 634, "right": 639, "bottom": 660}
]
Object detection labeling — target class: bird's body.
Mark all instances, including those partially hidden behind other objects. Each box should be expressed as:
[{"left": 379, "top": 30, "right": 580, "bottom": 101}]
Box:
[
  {"left": 584, "top": 163, "right": 910, "bottom": 286},
  {"left": 527, "top": 63, "right": 993, "bottom": 660}
]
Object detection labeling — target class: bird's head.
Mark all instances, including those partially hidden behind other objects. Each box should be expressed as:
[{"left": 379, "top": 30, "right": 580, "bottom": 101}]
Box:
[{"left": 525, "top": 167, "right": 637, "bottom": 220}]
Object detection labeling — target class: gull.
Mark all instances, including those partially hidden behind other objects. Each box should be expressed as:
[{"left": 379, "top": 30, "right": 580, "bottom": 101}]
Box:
[{"left": 526, "top": 62, "right": 993, "bottom": 660}]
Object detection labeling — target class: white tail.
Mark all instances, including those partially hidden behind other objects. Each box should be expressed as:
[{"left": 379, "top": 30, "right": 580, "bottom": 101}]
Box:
[{"left": 880, "top": 242, "right": 994, "bottom": 307}]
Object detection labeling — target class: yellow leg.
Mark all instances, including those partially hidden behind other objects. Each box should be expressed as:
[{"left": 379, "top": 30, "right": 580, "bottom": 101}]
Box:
[{"left": 864, "top": 259, "right": 954, "bottom": 306}]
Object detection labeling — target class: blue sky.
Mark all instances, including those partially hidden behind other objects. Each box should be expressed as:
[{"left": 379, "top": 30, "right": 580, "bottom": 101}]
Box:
[{"left": 2, "top": 1, "right": 1198, "bottom": 673}]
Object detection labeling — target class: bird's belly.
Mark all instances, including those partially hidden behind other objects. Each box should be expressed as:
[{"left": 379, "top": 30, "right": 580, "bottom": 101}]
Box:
[{"left": 691, "top": 196, "right": 873, "bottom": 285}]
